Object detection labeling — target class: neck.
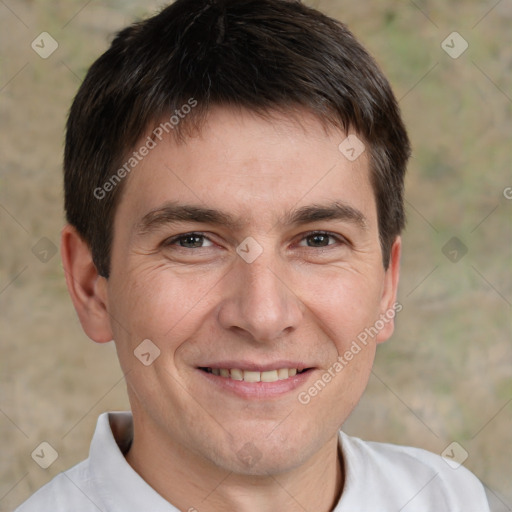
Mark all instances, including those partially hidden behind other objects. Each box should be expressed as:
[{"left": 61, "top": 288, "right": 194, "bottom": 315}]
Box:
[{"left": 125, "top": 415, "right": 344, "bottom": 512}]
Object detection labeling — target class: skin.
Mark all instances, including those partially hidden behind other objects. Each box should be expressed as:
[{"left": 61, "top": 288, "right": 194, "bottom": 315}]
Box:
[{"left": 61, "top": 106, "right": 401, "bottom": 512}]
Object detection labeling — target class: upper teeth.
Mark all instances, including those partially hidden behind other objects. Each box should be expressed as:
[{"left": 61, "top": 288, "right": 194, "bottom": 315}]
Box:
[{"left": 209, "top": 368, "right": 299, "bottom": 382}]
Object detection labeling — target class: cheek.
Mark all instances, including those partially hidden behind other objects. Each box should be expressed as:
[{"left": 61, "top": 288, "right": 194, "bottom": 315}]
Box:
[
  {"left": 107, "top": 265, "right": 222, "bottom": 346},
  {"left": 307, "top": 267, "right": 385, "bottom": 347},
  {"left": 297, "top": 338, "right": 376, "bottom": 435}
]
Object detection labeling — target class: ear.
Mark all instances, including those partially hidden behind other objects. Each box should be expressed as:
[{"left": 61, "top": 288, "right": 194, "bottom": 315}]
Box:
[
  {"left": 375, "top": 236, "right": 401, "bottom": 344},
  {"left": 61, "top": 224, "right": 113, "bottom": 343}
]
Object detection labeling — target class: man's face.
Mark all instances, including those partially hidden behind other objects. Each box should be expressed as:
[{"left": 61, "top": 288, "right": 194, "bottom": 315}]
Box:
[{"left": 104, "top": 107, "right": 399, "bottom": 474}]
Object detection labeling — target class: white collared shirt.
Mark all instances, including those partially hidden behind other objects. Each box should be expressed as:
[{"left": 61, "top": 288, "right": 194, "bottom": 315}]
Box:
[{"left": 15, "top": 411, "right": 490, "bottom": 511}]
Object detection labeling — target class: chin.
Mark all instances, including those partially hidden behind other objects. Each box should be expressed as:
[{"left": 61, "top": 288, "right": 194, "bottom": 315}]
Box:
[
  {"left": 217, "top": 445, "right": 308, "bottom": 477},
  {"left": 202, "top": 421, "right": 321, "bottom": 476}
]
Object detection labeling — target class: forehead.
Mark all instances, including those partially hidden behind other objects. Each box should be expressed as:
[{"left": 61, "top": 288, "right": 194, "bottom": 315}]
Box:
[{"left": 114, "top": 106, "right": 376, "bottom": 234}]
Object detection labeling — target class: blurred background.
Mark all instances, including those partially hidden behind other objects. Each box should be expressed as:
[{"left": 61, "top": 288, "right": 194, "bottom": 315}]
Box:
[{"left": 0, "top": 0, "right": 510, "bottom": 510}]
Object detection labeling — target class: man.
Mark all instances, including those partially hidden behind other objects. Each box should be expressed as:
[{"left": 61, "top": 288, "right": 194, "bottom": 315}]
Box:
[{"left": 16, "top": 0, "right": 490, "bottom": 510}]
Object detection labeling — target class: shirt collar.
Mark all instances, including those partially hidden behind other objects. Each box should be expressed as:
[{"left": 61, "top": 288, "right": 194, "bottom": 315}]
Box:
[{"left": 89, "top": 412, "right": 179, "bottom": 512}]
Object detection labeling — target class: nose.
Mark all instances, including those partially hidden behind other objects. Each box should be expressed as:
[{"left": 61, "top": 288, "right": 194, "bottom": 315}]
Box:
[{"left": 217, "top": 252, "right": 304, "bottom": 344}]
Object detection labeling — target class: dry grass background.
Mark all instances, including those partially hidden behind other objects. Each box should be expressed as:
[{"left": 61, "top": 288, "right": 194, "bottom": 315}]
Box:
[{"left": 0, "top": 0, "right": 510, "bottom": 510}]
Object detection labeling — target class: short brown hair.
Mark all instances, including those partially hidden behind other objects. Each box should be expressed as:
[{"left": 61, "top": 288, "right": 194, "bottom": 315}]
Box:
[{"left": 64, "top": 0, "right": 411, "bottom": 277}]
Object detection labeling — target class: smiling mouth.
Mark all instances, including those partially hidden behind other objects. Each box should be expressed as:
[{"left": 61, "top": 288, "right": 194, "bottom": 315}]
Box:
[{"left": 198, "top": 367, "right": 312, "bottom": 383}]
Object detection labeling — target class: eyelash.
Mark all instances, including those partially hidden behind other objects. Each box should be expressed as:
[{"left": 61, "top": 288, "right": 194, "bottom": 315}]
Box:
[{"left": 162, "top": 231, "right": 348, "bottom": 250}]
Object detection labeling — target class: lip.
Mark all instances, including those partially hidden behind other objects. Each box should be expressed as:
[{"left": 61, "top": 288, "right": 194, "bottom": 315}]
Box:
[
  {"left": 196, "top": 360, "right": 312, "bottom": 372},
  {"left": 196, "top": 365, "right": 315, "bottom": 400}
]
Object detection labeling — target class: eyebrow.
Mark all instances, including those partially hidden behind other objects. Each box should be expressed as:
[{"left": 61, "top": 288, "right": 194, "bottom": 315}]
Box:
[{"left": 135, "top": 200, "right": 368, "bottom": 236}]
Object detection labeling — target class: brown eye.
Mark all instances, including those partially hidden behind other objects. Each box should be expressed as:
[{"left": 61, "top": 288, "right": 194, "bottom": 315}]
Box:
[
  {"left": 306, "top": 233, "right": 331, "bottom": 247},
  {"left": 298, "top": 231, "right": 343, "bottom": 248},
  {"left": 178, "top": 234, "right": 204, "bottom": 248},
  {"left": 164, "top": 233, "right": 214, "bottom": 249}
]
